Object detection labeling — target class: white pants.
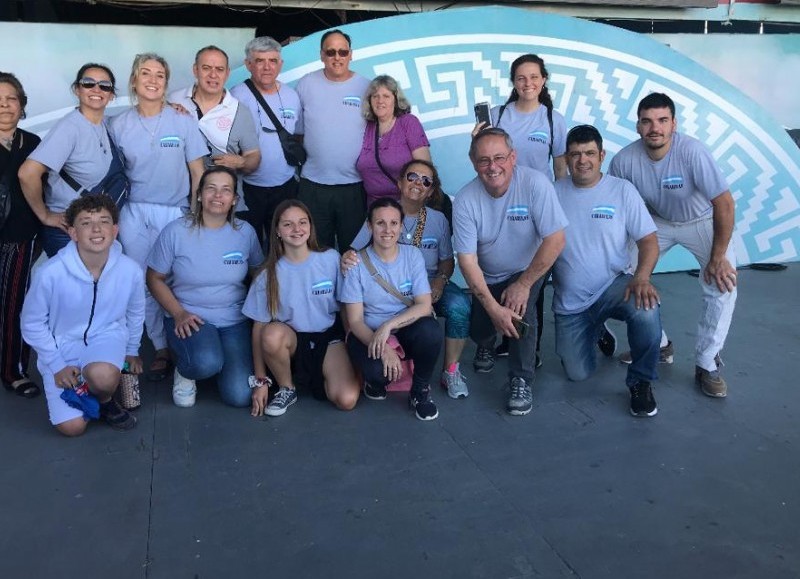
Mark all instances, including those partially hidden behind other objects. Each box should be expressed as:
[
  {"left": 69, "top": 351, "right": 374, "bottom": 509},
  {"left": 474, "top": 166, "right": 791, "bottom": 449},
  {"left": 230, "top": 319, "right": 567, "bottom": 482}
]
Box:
[
  {"left": 654, "top": 214, "right": 737, "bottom": 371},
  {"left": 119, "top": 202, "right": 184, "bottom": 351}
]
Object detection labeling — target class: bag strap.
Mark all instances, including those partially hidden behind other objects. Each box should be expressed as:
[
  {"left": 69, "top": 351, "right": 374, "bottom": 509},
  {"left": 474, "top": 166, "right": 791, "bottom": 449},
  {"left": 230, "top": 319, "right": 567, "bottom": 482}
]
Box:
[
  {"left": 410, "top": 206, "right": 426, "bottom": 248},
  {"left": 496, "top": 103, "right": 507, "bottom": 126},
  {"left": 358, "top": 248, "right": 414, "bottom": 308},
  {"left": 244, "top": 78, "right": 289, "bottom": 138},
  {"left": 373, "top": 123, "right": 396, "bottom": 185},
  {"left": 0, "top": 131, "right": 24, "bottom": 185},
  {"left": 58, "top": 127, "right": 125, "bottom": 196}
]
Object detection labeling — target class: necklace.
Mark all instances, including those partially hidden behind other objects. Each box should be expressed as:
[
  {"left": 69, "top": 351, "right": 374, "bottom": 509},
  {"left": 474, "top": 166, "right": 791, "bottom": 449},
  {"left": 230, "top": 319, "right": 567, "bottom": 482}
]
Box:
[
  {"left": 91, "top": 123, "right": 108, "bottom": 155},
  {"left": 401, "top": 214, "right": 417, "bottom": 242},
  {"left": 0, "top": 130, "right": 14, "bottom": 150},
  {"left": 137, "top": 108, "right": 163, "bottom": 148}
]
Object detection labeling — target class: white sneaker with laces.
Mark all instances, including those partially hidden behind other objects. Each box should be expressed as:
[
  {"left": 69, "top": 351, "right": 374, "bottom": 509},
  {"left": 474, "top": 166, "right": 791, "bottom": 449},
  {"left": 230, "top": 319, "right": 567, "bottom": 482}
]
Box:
[{"left": 172, "top": 369, "right": 197, "bottom": 408}]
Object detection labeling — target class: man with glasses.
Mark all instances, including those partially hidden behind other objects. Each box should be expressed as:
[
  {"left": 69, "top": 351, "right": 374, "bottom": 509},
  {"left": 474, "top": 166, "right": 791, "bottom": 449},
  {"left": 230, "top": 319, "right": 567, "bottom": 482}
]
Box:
[
  {"left": 553, "top": 125, "right": 662, "bottom": 418},
  {"left": 295, "top": 29, "right": 370, "bottom": 250},
  {"left": 609, "top": 92, "right": 737, "bottom": 398},
  {"left": 230, "top": 36, "right": 302, "bottom": 245},
  {"left": 453, "top": 128, "right": 567, "bottom": 416}
]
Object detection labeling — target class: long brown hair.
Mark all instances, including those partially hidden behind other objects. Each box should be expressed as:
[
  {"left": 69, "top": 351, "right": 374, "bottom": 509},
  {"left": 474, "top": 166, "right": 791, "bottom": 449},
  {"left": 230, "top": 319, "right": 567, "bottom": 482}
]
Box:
[{"left": 264, "top": 199, "right": 325, "bottom": 317}]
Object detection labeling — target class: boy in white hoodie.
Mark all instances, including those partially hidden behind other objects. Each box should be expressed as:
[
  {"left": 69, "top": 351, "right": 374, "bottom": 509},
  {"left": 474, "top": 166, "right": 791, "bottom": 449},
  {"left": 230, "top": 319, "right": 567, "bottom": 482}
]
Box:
[{"left": 22, "top": 195, "right": 145, "bottom": 436}]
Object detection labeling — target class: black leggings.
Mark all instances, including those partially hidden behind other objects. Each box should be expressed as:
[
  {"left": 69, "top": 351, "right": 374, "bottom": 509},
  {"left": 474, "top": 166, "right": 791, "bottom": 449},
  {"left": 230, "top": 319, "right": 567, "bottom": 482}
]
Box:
[{"left": 347, "top": 317, "right": 442, "bottom": 388}]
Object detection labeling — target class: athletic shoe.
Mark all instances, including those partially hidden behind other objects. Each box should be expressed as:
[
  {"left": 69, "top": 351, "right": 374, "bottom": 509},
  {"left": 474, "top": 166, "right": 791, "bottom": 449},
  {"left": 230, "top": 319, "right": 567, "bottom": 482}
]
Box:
[
  {"left": 100, "top": 398, "right": 137, "bottom": 431},
  {"left": 598, "top": 322, "right": 617, "bottom": 357},
  {"left": 265, "top": 387, "right": 297, "bottom": 416},
  {"left": 696, "top": 366, "right": 727, "bottom": 398},
  {"left": 441, "top": 368, "right": 469, "bottom": 399},
  {"left": 473, "top": 346, "right": 495, "bottom": 373},
  {"left": 172, "top": 369, "right": 197, "bottom": 408},
  {"left": 506, "top": 377, "right": 533, "bottom": 416},
  {"left": 495, "top": 337, "right": 510, "bottom": 358},
  {"left": 619, "top": 341, "right": 674, "bottom": 365},
  {"left": 629, "top": 381, "right": 658, "bottom": 417},
  {"left": 363, "top": 381, "right": 387, "bottom": 401},
  {"left": 409, "top": 384, "right": 438, "bottom": 421}
]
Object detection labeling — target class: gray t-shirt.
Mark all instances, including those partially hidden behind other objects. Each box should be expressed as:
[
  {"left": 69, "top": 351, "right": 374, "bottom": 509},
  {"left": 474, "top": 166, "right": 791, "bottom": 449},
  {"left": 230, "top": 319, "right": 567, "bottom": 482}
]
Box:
[
  {"left": 28, "top": 109, "right": 112, "bottom": 212},
  {"left": 147, "top": 217, "right": 264, "bottom": 327},
  {"left": 295, "top": 70, "right": 370, "bottom": 185},
  {"left": 230, "top": 82, "right": 302, "bottom": 187},
  {"left": 552, "top": 174, "right": 657, "bottom": 315},
  {"left": 350, "top": 207, "right": 453, "bottom": 277},
  {"left": 338, "top": 244, "right": 430, "bottom": 330},
  {"left": 453, "top": 165, "right": 568, "bottom": 284},
  {"left": 491, "top": 102, "right": 567, "bottom": 181},
  {"left": 110, "top": 106, "right": 208, "bottom": 207},
  {"left": 242, "top": 249, "right": 341, "bottom": 333},
  {"left": 608, "top": 132, "right": 729, "bottom": 223}
]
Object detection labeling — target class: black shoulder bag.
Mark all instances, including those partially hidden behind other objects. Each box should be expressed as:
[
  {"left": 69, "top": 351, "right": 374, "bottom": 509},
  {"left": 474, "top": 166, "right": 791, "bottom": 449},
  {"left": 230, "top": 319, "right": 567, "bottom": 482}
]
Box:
[
  {"left": 59, "top": 127, "right": 129, "bottom": 209},
  {"left": 244, "top": 79, "right": 306, "bottom": 167}
]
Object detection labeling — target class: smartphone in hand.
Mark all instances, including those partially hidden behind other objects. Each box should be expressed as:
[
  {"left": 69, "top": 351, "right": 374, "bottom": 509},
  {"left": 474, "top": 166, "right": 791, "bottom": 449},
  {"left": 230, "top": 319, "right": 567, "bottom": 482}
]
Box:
[
  {"left": 474, "top": 102, "right": 491, "bottom": 128},
  {"left": 512, "top": 317, "right": 530, "bottom": 339}
]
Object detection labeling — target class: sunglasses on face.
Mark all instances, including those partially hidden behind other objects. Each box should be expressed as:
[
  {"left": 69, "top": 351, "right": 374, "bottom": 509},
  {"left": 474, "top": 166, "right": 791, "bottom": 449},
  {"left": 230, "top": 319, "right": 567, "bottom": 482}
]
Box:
[
  {"left": 405, "top": 171, "right": 433, "bottom": 188},
  {"left": 78, "top": 78, "right": 114, "bottom": 92},
  {"left": 323, "top": 48, "right": 351, "bottom": 58}
]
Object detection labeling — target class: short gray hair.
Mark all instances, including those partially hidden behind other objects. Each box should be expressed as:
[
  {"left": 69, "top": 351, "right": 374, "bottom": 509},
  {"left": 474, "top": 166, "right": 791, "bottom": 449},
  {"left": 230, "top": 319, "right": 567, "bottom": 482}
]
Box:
[
  {"left": 245, "top": 36, "right": 282, "bottom": 60},
  {"left": 362, "top": 75, "right": 411, "bottom": 122},
  {"left": 469, "top": 127, "right": 515, "bottom": 161}
]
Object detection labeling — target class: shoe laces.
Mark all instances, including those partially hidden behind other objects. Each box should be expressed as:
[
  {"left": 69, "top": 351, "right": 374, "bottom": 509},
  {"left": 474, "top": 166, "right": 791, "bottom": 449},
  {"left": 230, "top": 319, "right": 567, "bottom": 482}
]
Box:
[
  {"left": 631, "top": 381, "right": 652, "bottom": 400},
  {"left": 476, "top": 346, "right": 493, "bottom": 361},
  {"left": 510, "top": 378, "right": 529, "bottom": 399},
  {"left": 272, "top": 388, "right": 294, "bottom": 404}
]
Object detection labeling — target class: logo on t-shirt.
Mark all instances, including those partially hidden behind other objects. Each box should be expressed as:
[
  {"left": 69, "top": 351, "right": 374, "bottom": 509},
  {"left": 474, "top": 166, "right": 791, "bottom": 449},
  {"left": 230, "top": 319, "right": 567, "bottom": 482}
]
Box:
[
  {"left": 421, "top": 237, "right": 439, "bottom": 250},
  {"left": 591, "top": 205, "right": 616, "bottom": 220},
  {"left": 311, "top": 280, "right": 334, "bottom": 296},
  {"left": 662, "top": 175, "right": 684, "bottom": 190},
  {"left": 280, "top": 107, "right": 297, "bottom": 120},
  {"left": 160, "top": 136, "right": 182, "bottom": 148},
  {"left": 527, "top": 130, "right": 549, "bottom": 145},
  {"left": 506, "top": 205, "right": 531, "bottom": 222},
  {"left": 222, "top": 251, "right": 244, "bottom": 265},
  {"left": 342, "top": 96, "right": 362, "bottom": 108},
  {"left": 399, "top": 280, "right": 413, "bottom": 297}
]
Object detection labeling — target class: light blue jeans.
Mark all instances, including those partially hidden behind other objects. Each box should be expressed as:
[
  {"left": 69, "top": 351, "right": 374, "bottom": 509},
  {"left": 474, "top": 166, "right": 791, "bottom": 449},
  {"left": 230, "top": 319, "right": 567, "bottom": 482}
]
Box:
[
  {"left": 164, "top": 318, "right": 253, "bottom": 407},
  {"left": 555, "top": 274, "right": 662, "bottom": 387}
]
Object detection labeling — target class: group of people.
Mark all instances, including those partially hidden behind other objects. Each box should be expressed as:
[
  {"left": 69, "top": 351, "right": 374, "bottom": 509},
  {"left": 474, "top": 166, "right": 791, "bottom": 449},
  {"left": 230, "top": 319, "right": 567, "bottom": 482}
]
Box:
[{"left": 0, "top": 27, "right": 737, "bottom": 437}]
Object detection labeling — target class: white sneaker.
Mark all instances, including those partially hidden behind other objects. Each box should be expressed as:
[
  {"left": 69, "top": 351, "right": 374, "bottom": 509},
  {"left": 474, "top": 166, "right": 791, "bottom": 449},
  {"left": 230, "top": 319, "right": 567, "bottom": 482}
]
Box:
[{"left": 172, "top": 369, "right": 196, "bottom": 408}]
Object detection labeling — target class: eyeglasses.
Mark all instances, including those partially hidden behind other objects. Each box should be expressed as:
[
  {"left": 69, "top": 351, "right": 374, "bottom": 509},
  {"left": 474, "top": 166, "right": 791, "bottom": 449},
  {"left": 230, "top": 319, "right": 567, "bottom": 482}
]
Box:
[
  {"left": 405, "top": 172, "right": 433, "bottom": 188},
  {"left": 475, "top": 152, "right": 512, "bottom": 168},
  {"left": 323, "top": 48, "right": 351, "bottom": 58},
  {"left": 78, "top": 78, "right": 114, "bottom": 92}
]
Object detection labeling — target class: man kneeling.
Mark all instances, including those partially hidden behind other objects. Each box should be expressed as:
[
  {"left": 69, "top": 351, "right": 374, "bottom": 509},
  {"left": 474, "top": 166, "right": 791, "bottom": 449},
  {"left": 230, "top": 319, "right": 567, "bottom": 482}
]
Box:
[
  {"left": 21, "top": 195, "right": 145, "bottom": 436},
  {"left": 552, "top": 125, "right": 662, "bottom": 417}
]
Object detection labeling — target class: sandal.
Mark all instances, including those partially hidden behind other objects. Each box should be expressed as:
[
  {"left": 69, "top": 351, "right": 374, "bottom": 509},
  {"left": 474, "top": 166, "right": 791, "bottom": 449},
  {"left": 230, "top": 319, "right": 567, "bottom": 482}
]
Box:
[
  {"left": 4, "top": 378, "right": 41, "bottom": 399},
  {"left": 146, "top": 353, "right": 174, "bottom": 382}
]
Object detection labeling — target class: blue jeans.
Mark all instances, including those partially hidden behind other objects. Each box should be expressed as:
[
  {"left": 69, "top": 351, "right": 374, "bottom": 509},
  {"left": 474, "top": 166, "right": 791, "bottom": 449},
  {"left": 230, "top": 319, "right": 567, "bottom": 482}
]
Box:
[
  {"left": 433, "top": 281, "right": 471, "bottom": 339},
  {"left": 555, "top": 274, "right": 662, "bottom": 387},
  {"left": 164, "top": 318, "right": 253, "bottom": 407},
  {"left": 40, "top": 226, "right": 71, "bottom": 258}
]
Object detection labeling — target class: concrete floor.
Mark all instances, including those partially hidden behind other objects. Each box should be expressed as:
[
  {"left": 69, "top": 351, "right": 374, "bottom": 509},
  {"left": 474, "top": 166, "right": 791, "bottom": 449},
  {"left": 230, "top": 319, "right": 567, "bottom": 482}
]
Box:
[{"left": 1, "top": 265, "right": 798, "bottom": 579}]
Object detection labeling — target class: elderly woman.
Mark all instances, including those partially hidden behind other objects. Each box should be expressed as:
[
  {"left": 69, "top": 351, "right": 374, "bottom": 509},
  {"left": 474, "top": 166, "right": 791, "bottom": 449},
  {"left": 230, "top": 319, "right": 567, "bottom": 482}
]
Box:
[
  {"left": 1, "top": 72, "right": 42, "bottom": 398},
  {"left": 146, "top": 166, "right": 263, "bottom": 408},
  {"left": 340, "top": 197, "right": 442, "bottom": 421},
  {"left": 356, "top": 75, "right": 431, "bottom": 207},
  {"left": 243, "top": 199, "right": 359, "bottom": 418},
  {"left": 19, "top": 63, "right": 119, "bottom": 257},
  {"left": 345, "top": 159, "right": 471, "bottom": 400},
  {"left": 110, "top": 53, "right": 207, "bottom": 382}
]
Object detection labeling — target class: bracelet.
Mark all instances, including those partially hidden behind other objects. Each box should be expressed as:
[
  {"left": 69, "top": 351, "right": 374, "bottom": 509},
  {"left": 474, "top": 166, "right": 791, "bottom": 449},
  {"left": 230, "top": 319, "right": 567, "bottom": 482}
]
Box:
[{"left": 248, "top": 375, "right": 272, "bottom": 389}]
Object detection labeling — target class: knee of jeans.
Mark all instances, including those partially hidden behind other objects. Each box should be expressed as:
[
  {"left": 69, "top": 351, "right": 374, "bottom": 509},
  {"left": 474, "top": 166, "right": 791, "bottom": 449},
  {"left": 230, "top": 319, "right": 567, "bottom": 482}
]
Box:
[
  {"left": 629, "top": 306, "right": 662, "bottom": 331},
  {"left": 220, "top": 385, "right": 251, "bottom": 408},
  {"left": 187, "top": 353, "right": 224, "bottom": 380},
  {"left": 561, "top": 357, "right": 592, "bottom": 382}
]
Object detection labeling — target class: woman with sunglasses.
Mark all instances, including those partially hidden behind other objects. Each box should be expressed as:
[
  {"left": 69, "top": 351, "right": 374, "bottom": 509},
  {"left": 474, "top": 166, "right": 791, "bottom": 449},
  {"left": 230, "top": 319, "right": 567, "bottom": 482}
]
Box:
[
  {"left": 340, "top": 197, "right": 443, "bottom": 421},
  {"left": 19, "top": 63, "right": 119, "bottom": 257},
  {"left": 345, "top": 159, "right": 471, "bottom": 399},
  {"left": 473, "top": 54, "right": 568, "bottom": 368},
  {"left": 146, "top": 166, "right": 263, "bottom": 408},
  {"left": 110, "top": 53, "right": 208, "bottom": 382},
  {"left": 356, "top": 75, "right": 431, "bottom": 208},
  {"left": 243, "top": 199, "right": 359, "bottom": 418},
  {"left": 0, "top": 72, "right": 42, "bottom": 398}
]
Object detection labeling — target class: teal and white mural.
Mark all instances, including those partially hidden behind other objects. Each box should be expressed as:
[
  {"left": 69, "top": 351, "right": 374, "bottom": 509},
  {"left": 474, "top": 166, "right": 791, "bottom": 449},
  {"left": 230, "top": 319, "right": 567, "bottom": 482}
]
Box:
[{"left": 230, "top": 6, "right": 800, "bottom": 271}]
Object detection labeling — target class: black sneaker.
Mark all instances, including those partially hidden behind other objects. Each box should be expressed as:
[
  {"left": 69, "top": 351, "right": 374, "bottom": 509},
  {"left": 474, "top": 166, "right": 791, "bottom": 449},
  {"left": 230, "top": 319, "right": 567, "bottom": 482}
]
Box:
[
  {"left": 473, "top": 346, "right": 496, "bottom": 373},
  {"left": 409, "top": 385, "right": 438, "bottom": 421},
  {"left": 100, "top": 398, "right": 138, "bottom": 431},
  {"left": 598, "top": 322, "right": 617, "bottom": 357},
  {"left": 629, "top": 381, "right": 657, "bottom": 417},
  {"left": 495, "top": 337, "right": 509, "bottom": 358},
  {"left": 363, "top": 381, "right": 387, "bottom": 400}
]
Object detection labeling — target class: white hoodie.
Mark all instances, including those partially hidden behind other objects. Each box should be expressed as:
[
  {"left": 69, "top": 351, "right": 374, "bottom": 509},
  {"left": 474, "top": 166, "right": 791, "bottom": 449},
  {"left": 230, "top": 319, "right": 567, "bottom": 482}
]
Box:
[{"left": 21, "top": 240, "right": 145, "bottom": 376}]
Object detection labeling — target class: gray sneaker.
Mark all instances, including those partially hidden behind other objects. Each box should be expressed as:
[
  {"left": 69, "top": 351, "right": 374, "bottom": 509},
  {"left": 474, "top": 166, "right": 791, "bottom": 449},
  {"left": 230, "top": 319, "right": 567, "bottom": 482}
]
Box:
[
  {"left": 473, "top": 346, "right": 495, "bottom": 373},
  {"left": 266, "top": 387, "right": 297, "bottom": 416},
  {"left": 441, "top": 369, "right": 469, "bottom": 399},
  {"left": 619, "top": 340, "right": 674, "bottom": 365},
  {"left": 506, "top": 377, "right": 533, "bottom": 416}
]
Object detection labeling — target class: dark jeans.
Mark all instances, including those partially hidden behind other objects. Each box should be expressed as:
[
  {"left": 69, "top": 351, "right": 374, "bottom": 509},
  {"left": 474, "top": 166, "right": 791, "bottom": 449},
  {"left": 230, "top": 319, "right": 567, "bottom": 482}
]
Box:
[
  {"left": 40, "top": 226, "right": 71, "bottom": 258},
  {"left": 470, "top": 272, "right": 544, "bottom": 382},
  {"left": 239, "top": 176, "right": 298, "bottom": 250},
  {"left": 298, "top": 178, "right": 365, "bottom": 252},
  {"left": 347, "top": 317, "right": 442, "bottom": 388}
]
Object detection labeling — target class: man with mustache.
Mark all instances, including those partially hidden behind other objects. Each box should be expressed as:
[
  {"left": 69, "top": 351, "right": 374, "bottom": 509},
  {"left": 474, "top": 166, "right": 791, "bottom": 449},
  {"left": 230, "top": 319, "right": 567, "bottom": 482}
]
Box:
[{"left": 609, "top": 92, "right": 737, "bottom": 398}]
